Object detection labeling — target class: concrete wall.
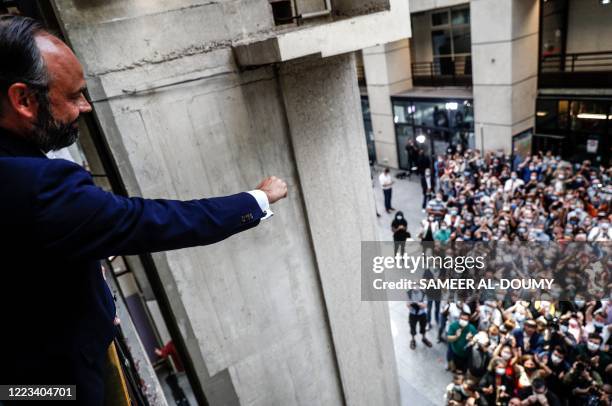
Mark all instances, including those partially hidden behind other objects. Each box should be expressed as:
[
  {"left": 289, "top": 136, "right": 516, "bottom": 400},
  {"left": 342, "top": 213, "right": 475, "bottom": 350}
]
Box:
[
  {"left": 363, "top": 39, "right": 413, "bottom": 167},
  {"left": 52, "top": 0, "right": 399, "bottom": 405},
  {"left": 410, "top": 0, "right": 468, "bottom": 14},
  {"left": 410, "top": 11, "right": 433, "bottom": 63},
  {"left": 332, "top": 0, "right": 390, "bottom": 16},
  {"left": 566, "top": 0, "right": 612, "bottom": 54},
  {"left": 471, "top": 0, "right": 539, "bottom": 153}
]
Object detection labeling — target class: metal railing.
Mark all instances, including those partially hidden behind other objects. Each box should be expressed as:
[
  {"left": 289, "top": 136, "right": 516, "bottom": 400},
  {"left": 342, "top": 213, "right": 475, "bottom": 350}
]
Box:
[
  {"left": 540, "top": 51, "right": 612, "bottom": 88},
  {"left": 411, "top": 55, "right": 472, "bottom": 87}
]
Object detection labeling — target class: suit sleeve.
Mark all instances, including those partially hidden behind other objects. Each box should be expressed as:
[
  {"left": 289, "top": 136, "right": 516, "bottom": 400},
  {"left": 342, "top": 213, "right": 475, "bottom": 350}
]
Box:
[{"left": 33, "top": 159, "right": 264, "bottom": 260}]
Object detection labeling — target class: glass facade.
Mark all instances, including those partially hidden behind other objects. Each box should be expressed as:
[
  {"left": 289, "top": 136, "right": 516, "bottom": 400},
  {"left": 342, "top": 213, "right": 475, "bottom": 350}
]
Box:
[
  {"left": 429, "top": 6, "right": 471, "bottom": 75},
  {"left": 392, "top": 97, "right": 475, "bottom": 170},
  {"left": 535, "top": 97, "right": 612, "bottom": 165}
]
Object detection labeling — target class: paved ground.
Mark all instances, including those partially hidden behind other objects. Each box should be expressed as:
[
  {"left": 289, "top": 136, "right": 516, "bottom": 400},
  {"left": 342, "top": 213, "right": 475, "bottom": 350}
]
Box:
[{"left": 372, "top": 166, "right": 451, "bottom": 406}]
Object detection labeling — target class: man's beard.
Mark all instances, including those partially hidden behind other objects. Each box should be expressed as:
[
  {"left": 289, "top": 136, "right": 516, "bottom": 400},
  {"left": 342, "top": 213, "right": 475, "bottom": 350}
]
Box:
[{"left": 31, "top": 93, "right": 80, "bottom": 153}]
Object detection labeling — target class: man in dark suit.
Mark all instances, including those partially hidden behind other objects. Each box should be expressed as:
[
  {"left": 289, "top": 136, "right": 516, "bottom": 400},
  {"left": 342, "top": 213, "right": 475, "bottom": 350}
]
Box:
[{"left": 0, "top": 16, "right": 287, "bottom": 404}]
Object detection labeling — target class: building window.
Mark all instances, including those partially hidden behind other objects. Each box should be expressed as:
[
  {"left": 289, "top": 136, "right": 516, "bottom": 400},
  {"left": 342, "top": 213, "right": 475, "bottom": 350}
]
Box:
[
  {"left": 429, "top": 6, "right": 471, "bottom": 59},
  {"left": 431, "top": 11, "right": 449, "bottom": 27},
  {"left": 361, "top": 97, "right": 377, "bottom": 163}
]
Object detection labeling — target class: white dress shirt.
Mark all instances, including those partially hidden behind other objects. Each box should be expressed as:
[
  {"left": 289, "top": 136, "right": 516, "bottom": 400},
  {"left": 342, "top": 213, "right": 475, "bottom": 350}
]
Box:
[{"left": 247, "top": 190, "right": 273, "bottom": 220}]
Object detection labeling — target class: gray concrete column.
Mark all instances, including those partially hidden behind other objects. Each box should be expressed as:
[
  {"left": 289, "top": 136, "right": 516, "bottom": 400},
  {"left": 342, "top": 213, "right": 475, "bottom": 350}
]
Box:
[
  {"left": 363, "top": 39, "right": 412, "bottom": 168},
  {"left": 279, "top": 53, "right": 400, "bottom": 406},
  {"left": 471, "top": 0, "right": 539, "bottom": 153}
]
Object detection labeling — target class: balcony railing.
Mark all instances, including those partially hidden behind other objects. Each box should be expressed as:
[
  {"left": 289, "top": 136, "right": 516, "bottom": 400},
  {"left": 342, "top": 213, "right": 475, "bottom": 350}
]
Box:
[
  {"left": 411, "top": 55, "right": 472, "bottom": 87},
  {"left": 540, "top": 51, "right": 612, "bottom": 88}
]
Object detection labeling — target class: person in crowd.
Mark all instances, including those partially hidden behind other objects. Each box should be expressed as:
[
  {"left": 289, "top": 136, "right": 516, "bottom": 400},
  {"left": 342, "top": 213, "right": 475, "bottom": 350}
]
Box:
[
  {"left": 520, "top": 378, "right": 562, "bottom": 406},
  {"left": 448, "top": 311, "right": 478, "bottom": 373},
  {"left": 405, "top": 149, "right": 612, "bottom": 405},
  {"left": 513, "top": 319, "right": 545, "bottom": 355},
  {"left": 391, "top": 211, "right": 410, "bottom": 255},
  {"left": 379, "top": 167, "right": 395, "bottom": 213},
  {"left": 479, "top": 357, "right": 515, "bottom": 406},
  {"left": 422, "top": 167, "right": 435, "bottom": 211},
  {"left": 467, "top": 332, "right": 493, "bottom": 380},
  {"left": 406, "top": 139, "right": 419, "bottom": 177},
  {"left": 407, "top": 290, "right": 433, "bottom": 350}
]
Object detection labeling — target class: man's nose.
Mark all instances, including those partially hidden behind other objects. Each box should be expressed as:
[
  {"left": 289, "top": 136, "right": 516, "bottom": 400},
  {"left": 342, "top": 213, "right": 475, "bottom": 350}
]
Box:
[{"left": 79, "top": 95, "right": 92, "bottom": 114}]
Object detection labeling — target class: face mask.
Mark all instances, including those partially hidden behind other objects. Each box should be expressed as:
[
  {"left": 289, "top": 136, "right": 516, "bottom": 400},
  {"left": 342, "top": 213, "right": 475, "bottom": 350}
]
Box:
[
  {"left": 490, "top": 335, "right": 499, "bottom": 345},
  {"left": 575, "top": 300, "right": 585, "bottom": 308},
  {"left": 453, "top": 384, "right": 462, "bottom": 392},
  {"left": 397, "top": 215, "right": 403, "bottom": 220},
  {"left": 501, "top": 352, "right": 512, "bottom": 360},
  {"left": 551, "top": 354, "right": 562, "bottom": 365},
  {"left": 587, "top": 342, "right": 599, "bottom": 352},
  {"left": 459, "top": 319, "right": 468, "bottom": 327},
  {"left": 560, "top": 325, "right": 568, "bottom": 334},
  {"left": 495, "top": 367, "right": 506, "bottom": 375}
]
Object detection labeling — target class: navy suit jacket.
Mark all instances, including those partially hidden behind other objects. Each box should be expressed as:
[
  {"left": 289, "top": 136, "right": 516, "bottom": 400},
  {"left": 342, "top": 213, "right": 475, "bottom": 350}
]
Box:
[
  {"left": 512, "top": 328, "right": 544, "bottom": 355},
  {"left": 0, "top": 129, "right": 263, "bottom": 404}
]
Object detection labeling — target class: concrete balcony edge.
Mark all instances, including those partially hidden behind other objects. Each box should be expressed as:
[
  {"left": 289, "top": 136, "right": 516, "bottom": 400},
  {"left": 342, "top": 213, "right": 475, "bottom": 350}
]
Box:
[{"left": 233, "top": 0, "right": 411, "bottom": 67}]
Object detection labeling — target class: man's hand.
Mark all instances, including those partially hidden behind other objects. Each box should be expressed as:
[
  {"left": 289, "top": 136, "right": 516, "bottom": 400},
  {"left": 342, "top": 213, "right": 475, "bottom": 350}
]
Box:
[{"left": 257, "top": 176, "right": 288, "bottom": 204}]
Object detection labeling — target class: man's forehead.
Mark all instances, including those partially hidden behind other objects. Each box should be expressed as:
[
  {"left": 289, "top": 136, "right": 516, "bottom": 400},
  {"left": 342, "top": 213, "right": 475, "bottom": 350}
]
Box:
[{"left": 35, "top": 34, "right": 85, "bottom": 87}]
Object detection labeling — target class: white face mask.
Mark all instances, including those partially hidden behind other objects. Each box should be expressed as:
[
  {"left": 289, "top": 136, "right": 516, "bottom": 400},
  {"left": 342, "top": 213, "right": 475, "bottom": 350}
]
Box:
[
  {"left": 551, "top": 354, "right": 562, "bottom": 365},
  {"left": 397, "top": 215, "right": 403, "bottom": 220},
  {"left": 459, "top": 319, "right": 468, "bottom": 327},
  {"left": 501, "top": 352, "right": 512, "bottom": 360},
  {"left": 587, "top": 342, "right": 600, "bottom": 352},
  {"left": 495, "top": 367, "right": 506, "bottom": 375}
]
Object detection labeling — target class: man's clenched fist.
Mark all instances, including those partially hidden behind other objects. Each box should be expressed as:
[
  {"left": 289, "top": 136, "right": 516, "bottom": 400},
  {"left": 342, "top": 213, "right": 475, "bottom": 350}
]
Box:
[{"left": 256, "top": 176, "right": 288, "bottom": 204}]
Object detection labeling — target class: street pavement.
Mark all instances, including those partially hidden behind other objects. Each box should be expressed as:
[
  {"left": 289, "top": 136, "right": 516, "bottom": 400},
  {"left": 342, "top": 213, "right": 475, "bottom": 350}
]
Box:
[{"left": 372, "top": 166, "right": 450, "bottom": 406}]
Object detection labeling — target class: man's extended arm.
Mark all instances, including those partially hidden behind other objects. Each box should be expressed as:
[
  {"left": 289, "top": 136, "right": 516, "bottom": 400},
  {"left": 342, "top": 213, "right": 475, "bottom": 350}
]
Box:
[{"left": 33, "top": 159, "right": 285, "bottom": 260}]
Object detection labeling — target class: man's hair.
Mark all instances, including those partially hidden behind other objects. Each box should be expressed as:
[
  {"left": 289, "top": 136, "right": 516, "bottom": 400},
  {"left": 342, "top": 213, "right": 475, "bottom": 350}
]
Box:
[
  {"left": 588, "top": 332, "right": 602, "bottom": 342},
  {"left": 0, "top": 15, "right": 49, "bottom": 115}
]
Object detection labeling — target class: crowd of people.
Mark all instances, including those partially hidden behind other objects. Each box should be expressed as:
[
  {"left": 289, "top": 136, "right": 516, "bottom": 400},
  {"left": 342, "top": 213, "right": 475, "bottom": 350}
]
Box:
[{"left": 386, "top": 147, "right": 612, "bottom": 405}]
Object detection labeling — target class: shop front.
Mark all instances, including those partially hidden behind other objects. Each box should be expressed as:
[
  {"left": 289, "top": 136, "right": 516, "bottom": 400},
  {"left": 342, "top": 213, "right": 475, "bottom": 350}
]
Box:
[
  {"left": 535, "top": 96, "right": 612, "bottom": 165},
  {"left": 391, "top": 97, "right": 475, "bottom": 170}
]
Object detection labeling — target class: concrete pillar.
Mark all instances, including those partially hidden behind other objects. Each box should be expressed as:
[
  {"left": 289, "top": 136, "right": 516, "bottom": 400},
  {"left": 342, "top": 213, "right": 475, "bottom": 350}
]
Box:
[
  {"left": 471, "top": 0, "right": 539, "bottom": 153},
  {"left": 279, "top": 53, "right": 400, "bottom": 406},
  {"left": 363, "top": 39, "right": 412, "bottom": 168},
  {"left": 52, "top": 1, "right": 402, "bottom": 404}
]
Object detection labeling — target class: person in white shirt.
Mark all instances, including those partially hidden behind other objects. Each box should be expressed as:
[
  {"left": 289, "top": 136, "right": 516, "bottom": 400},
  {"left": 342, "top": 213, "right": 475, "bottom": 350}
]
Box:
[
  {"left": 587, "top": 219, "right": 612, "bottom": 241},
  {"left": 379, "top": 167, "right": 395, "bottom": 213},
  {"left": 504, "top": 171, "right": 524, "bottom": 193}
]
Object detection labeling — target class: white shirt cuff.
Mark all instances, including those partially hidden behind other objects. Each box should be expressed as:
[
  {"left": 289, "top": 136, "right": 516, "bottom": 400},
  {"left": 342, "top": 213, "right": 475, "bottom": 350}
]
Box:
[{"left": 247, "top": 190, "right": 273, "bottom": 220}]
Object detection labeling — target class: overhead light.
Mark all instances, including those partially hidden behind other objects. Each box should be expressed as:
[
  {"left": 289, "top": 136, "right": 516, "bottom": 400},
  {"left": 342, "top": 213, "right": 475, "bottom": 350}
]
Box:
[
  {"left": 536, "top": 111, "right": 548, "bottom": 117},
  {"left": 445, "top": 102, "right": 458, "bottom": 110},
  {"left": 601, "top": 0, "right": 611, "bottom": 5},
  {"left": 416, "top": 134, "right": 427, "bottom": 144},
  {"left": 577, "top": 113, "right": 607, "bottom": 120}
]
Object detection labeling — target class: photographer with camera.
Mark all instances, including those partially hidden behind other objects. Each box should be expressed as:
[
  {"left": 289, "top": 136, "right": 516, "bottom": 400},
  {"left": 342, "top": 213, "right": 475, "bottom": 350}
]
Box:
[
  {"left": 542, "top": 346, "right": 571, "bottom": 401},
  {"left": 563, "top": 358, "right": 604, "bottom": 405},
  {"left": 572, "top": 334, "right": 611, "bottom": 381}
]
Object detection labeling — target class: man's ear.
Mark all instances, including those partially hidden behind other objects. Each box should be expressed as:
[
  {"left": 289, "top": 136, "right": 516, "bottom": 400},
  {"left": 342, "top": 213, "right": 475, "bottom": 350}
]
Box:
[{"left": 6, "top": 83, "right": 39, "bottom": 121}]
